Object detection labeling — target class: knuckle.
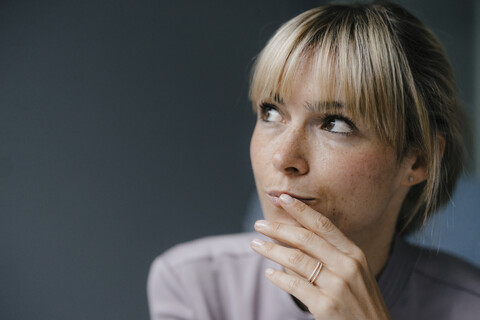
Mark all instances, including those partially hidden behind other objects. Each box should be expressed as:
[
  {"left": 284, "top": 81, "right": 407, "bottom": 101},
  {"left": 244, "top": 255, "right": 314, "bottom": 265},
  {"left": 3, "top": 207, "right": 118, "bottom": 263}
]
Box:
[
  {"left": 287, "top": 251, "right": 305, "bottom": 266},
  {"left": 343, "top": 256, "right": 362, "bottom": 279},
  {"left": 314, "top": 215, "right": 333, "bottom": 232},
  {"left": 271, "top": 221, "right": 282, "bottom": 233},
  {"left": 286, "top": 277, "right": 302, "bottom": 293},
  {"left": 318, "top": 296, "right": 339, "bottom": 314},
  {"left": 330, "top": 275, "right": 349, "bottom": 293},
  {"left": 295, "top": 229, "right": 315, "bottom": 246},
  {"left": 351, "top": 247, "right": 367, "bottom": 265},
  {"left": 262, "top": 241, "right": 274, "bottom": 254},
  {"left": 294, "top": 201, "right": 307, "bottom": 213}
]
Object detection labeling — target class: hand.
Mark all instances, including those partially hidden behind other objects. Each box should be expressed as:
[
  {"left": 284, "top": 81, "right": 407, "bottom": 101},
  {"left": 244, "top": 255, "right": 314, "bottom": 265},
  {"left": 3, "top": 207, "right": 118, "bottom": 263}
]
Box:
[{"left": 250, "top": 194, "right": 392, "bottom": 320}]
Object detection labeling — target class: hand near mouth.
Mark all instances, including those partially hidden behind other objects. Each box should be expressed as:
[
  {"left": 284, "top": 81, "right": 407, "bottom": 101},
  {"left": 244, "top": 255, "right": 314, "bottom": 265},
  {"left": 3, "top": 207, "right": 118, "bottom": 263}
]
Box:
[
  {"left": 267, "top": 191, "right": 316, "bottom": 209},
  {"left": 250, "top": 193, "right": 392, "bottom": 320}
]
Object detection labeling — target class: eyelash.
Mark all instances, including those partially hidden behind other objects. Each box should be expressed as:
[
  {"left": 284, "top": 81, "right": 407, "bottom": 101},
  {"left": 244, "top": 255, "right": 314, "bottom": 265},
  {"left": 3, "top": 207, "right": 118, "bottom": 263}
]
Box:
[
  {"left": 321, "top": 114, "right": 357, "bottom": 136},
  {"left": 258, "top": 102, "right": 357, "bottom": 136},
  {"left": 258, "top": 103, "right": 280, "bottom": 122}
]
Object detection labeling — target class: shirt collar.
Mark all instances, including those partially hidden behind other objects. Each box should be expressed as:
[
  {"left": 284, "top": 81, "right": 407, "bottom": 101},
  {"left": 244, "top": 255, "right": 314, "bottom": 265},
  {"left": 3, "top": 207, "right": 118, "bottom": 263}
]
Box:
[{"left": 377, "top": 236, "right": 420, "bottom": 308}]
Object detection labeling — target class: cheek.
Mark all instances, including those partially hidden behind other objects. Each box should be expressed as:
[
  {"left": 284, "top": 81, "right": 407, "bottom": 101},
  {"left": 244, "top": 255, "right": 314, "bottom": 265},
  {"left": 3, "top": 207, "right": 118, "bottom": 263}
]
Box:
[
  {"left": 340, "top": 155, "right": 395, "bottom": 200},
  {"left": 250, "top": 126, "right": 270, "bottom": 175},
  {"left": 313, "top": 149, "right": 399, "bottom": 229},
  {"left": 249, "top": 128, "right": 261, "bottom": 172}
]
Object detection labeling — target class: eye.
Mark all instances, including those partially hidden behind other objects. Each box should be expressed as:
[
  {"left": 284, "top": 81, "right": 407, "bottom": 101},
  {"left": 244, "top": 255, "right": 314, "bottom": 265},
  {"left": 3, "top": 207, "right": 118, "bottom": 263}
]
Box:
[
  {"left": 259, "top": 103, "right": 283, "bottom": 123},
  {"left": 321, "top": 115, "right": 356, "bottom": 135}
]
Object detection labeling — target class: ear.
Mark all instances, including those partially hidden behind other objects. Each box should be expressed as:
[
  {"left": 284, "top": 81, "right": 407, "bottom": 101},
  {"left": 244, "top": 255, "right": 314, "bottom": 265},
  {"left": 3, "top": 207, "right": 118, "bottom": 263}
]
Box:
[
  {"left": 402, "top": 153, "right": 427, "bottom": 186},
  {"left": 402, "top": 135, "right": 445, "bottom": 186}
]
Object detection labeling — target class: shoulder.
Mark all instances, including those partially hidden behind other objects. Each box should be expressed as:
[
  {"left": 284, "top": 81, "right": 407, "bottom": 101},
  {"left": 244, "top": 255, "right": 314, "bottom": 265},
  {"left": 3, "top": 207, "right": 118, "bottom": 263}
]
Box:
[
  {"left": 147, "top": 233, "right": 271, "bottom": 319},
  {"left": 154, "top": 232, "right": 258, "bottom": 269},
  {"left": 382, "top": 238, "right": 480, "bottom": 319},
  {"left": 401, "top": 240, "right": 480, "bottom": 319},
  {"left": 148, "top": 232, "right": 266, "bottom": 296},
  {"left": 410, "top": 243, "right": 480, "bottom": 297}
]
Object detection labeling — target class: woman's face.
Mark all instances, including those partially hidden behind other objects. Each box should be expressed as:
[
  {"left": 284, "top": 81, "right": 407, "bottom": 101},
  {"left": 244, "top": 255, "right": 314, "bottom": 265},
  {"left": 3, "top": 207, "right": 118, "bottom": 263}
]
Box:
[{"left": 250, "top": 68, "right": 412, "bottom": 243}]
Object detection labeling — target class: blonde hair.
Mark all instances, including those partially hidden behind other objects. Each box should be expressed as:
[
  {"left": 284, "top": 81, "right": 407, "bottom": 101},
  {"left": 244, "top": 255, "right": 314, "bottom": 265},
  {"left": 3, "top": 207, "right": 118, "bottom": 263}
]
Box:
[{"left": 249, "top": 1, "right": 465, "bottom": 234}]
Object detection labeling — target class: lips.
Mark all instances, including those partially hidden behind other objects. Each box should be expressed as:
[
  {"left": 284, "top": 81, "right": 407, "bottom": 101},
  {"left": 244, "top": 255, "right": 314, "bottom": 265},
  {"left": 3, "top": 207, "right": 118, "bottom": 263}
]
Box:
[
  {"left": 267, "top": 190, "right": 315, "bottom": 200},
  {"left": 266, "top": 190, "right": 315, "bottom": 208}
]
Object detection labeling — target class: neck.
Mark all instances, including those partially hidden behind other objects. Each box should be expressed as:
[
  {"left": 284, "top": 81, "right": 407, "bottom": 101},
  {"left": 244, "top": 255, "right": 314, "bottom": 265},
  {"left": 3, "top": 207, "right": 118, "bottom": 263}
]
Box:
[{"left": 349, "top": 222, "right": 397, "bottom": 277}]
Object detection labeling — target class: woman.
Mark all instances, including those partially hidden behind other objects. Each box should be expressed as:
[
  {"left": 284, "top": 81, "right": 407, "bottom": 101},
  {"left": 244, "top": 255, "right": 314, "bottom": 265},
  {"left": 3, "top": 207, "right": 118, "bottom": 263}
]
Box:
[{"left": 148, "top": 1, "right": 480, "bottom": 319}]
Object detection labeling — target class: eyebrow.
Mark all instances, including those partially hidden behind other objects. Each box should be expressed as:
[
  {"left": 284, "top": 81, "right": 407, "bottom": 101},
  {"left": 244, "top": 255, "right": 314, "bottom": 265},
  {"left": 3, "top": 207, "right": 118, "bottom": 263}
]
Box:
[
  {"left": 304, "top": 100, "right": 344, "bottom": 112},
  {"left": 271, "top": 94, "right": 344, "bottom": 112},
  {"left": 273, "top": 94, "right": 284, "bottom": 104}
]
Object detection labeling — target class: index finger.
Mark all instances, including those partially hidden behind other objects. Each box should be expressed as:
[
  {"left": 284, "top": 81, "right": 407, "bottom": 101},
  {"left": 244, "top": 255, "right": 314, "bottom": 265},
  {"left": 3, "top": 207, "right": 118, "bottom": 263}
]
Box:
[{"left": 278, "top": 193, "right": 355, "bottom": 254}]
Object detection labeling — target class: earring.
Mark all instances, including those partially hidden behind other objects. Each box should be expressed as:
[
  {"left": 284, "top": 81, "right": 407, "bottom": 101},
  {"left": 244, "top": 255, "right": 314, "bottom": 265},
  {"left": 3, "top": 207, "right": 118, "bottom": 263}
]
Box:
[{"left": 408, "top": 176, "right": 414, "bottom": 183}]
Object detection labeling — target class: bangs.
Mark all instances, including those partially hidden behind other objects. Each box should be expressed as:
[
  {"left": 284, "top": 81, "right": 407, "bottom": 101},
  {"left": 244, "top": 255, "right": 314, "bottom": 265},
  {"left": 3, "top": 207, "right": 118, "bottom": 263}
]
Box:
[
  {"left": 249, "top": 5, "right": 410, "bottom": 153},
  {"left": 249, "top": 2, "right": 463, "bottom": 234}
]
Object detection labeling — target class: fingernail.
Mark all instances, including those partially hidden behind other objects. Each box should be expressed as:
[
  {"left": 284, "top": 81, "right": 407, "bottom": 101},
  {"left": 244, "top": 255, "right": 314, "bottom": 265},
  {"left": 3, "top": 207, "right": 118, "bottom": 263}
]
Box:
[
  {"left": 251, "top": 238, "right": 265, "bottom": 247},
  {"left": 254, "top": 220, "right": 269, "bottom": 229},
  {"left": 265, "top": 268, "right": 274, "bottom": 275},
  {"left": 279, "top": 193, "right": 294, "bottom": 204}
]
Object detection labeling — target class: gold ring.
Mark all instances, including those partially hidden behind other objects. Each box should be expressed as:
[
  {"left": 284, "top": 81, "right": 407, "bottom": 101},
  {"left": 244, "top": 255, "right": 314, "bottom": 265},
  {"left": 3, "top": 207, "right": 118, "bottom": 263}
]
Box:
[{"left": 308, "top": 261, "right": 323, "bottom": 284}]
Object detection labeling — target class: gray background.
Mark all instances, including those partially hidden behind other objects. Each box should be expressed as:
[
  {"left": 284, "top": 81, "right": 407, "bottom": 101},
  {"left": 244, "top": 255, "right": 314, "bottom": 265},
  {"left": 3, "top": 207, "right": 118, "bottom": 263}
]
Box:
[{"left": 0, "top": 1, "right": 478, "bottom": 319}]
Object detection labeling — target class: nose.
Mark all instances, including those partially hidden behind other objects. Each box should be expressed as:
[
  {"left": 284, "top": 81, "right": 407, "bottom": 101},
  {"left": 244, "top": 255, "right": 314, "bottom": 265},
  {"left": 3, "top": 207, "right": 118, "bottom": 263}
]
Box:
[{"left": 272, "top": 128, "right": 309, "bottom": 175}]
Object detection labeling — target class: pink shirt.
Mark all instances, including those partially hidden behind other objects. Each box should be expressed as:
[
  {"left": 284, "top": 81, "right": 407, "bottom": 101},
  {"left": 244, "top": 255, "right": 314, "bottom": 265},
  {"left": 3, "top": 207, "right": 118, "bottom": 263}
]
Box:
[{"left": 147, "top": 233, "right": 480, "bottom": 319}]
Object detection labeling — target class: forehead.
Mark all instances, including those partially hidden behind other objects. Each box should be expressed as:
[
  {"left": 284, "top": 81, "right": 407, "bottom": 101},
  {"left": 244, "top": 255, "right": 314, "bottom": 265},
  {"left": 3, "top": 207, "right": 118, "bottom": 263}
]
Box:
[
  {"left": 254, "top": 49, "right": 327, "bottom": 90},
  {"left": 251, "top": 49, "right": 397, "bottom": 147},
  {"left": 256, "top": 56, "right": 347, "bottom": 110},
  {"left": 265, "top": 64, "right": 346, "bottom": 115},
  {"left": 283, "top": 61, "right": 343, "bottom": 100}
]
